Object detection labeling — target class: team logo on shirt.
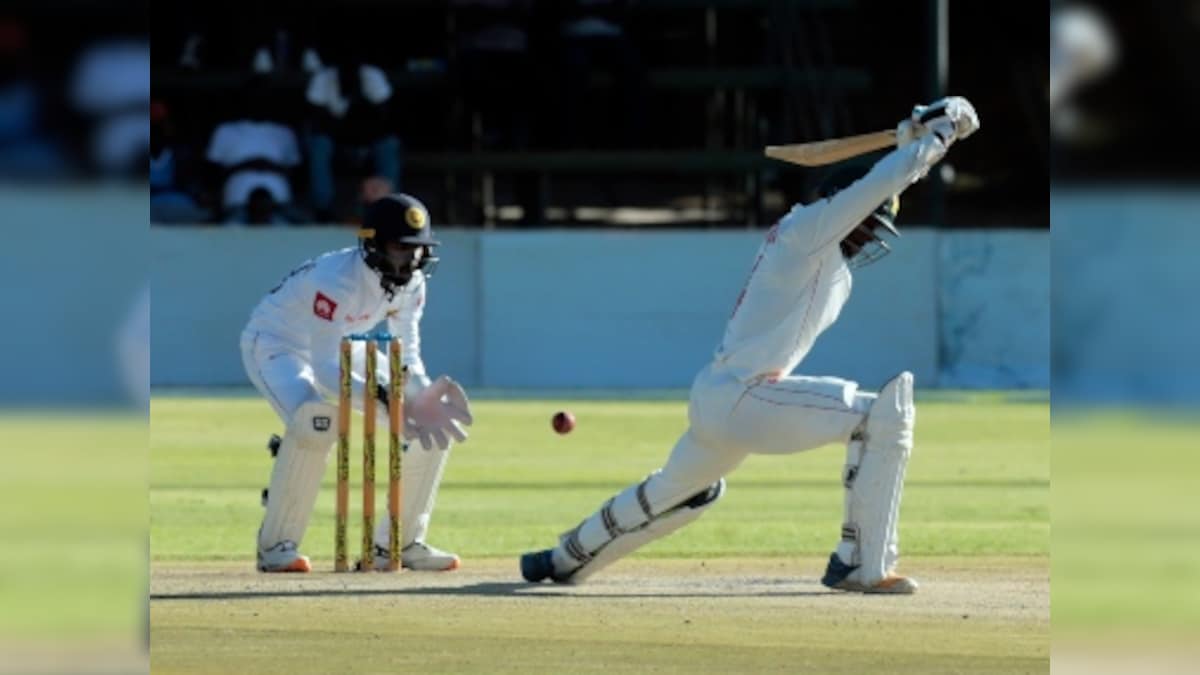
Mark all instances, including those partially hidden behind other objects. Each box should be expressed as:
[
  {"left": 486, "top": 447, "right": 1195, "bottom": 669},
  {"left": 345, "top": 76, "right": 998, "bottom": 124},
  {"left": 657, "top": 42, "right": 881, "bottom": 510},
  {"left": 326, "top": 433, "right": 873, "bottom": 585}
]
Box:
[
  {"left": 313, "top": 291, "right": 337, "bottom": 321},
  {"left": 406, "top": 207, "right": 426, "bottom": 229}
]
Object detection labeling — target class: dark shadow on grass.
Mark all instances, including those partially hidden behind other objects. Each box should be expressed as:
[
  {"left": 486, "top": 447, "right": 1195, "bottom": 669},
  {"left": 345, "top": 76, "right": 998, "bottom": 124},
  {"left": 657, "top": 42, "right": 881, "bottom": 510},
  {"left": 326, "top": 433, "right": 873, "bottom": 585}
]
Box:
[{"left": 150, "top": 581, "right": 833, "bottom": 601}]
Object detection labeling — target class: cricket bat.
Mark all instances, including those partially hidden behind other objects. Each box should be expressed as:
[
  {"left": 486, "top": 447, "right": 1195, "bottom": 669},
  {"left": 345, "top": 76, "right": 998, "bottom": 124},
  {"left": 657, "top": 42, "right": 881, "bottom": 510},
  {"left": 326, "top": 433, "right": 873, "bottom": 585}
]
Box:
[{"left": 765, "top": 129, "right": 897, "bottom": 167}]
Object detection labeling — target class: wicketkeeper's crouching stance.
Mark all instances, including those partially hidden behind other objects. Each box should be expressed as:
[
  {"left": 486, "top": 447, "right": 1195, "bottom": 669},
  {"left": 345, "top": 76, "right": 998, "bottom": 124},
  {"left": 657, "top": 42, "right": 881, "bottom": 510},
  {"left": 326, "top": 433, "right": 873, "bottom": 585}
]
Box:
[
  {"left": 521, "top": 97, "right": 979, "bottom": 593},
  {"left": 242, "top": 193, "right": 473, "bottom": 573}
]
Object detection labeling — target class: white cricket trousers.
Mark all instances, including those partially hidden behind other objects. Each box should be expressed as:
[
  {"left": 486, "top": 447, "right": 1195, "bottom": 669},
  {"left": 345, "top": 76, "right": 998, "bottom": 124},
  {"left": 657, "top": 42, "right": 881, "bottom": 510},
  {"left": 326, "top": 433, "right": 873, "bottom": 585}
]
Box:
[
  {"left": 240, "top": 330, "right": 324, "bottom": 423},
  {"left": 641, "top": 362, "right": 876, "bottom": 512}
]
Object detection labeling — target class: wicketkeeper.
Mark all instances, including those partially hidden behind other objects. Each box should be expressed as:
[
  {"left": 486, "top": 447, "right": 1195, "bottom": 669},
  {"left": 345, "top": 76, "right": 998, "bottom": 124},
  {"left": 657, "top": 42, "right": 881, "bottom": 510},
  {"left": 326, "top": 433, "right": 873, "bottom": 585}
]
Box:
[
  {"left": 241, "top": 193, "right": 473, "bottom": 573},
  {"left": 521, "top": 97, "right": 980, "bottom": 593}
]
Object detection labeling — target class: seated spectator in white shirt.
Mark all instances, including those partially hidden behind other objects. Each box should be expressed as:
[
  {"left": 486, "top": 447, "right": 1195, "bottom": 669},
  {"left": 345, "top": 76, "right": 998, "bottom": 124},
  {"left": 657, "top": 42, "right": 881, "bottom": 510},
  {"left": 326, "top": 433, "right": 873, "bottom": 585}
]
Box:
[
  {"left": 69, "top": 37, "right": 150, "bottom": 177},
  {"left": 206, "top": 79, "right": 302, "bottom": 225}
]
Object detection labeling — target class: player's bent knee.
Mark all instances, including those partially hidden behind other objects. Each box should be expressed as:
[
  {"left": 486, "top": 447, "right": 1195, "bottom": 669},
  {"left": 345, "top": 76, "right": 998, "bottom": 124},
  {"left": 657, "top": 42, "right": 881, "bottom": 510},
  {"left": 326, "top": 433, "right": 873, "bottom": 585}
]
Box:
[
  {"left": 287, "top": 401, "right": 338, "bottom": 452},
  {"left": 865, "top": 371, "right": 914, "bottom": 454}
]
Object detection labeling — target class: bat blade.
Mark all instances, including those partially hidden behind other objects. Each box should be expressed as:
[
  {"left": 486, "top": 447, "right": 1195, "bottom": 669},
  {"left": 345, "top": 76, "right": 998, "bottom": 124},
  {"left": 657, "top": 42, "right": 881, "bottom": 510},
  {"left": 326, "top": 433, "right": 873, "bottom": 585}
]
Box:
[{"left": 765, "top": 130, "right": 898, "bottom": 167}]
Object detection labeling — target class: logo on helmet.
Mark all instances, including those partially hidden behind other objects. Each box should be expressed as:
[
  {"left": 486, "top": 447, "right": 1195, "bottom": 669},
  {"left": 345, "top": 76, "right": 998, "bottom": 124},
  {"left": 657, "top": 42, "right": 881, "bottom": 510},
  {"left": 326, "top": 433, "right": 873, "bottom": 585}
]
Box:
[{"left": 406, "top": 207, "right": 427, "bottom": 229}]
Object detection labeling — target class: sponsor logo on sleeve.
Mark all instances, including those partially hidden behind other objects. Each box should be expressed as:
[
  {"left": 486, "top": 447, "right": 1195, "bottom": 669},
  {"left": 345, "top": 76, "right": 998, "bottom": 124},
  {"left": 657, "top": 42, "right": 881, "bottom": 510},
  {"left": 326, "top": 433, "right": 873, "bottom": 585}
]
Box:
[{"left": 313, "top": 416, "right": 331, "bottom": 431}]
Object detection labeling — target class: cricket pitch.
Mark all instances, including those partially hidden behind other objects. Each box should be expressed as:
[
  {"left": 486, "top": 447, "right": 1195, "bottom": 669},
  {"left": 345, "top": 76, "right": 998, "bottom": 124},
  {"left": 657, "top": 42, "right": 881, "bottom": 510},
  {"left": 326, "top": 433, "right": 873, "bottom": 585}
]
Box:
[{"left": 151, "top": 556, "right": 1047, "bottom": 674}]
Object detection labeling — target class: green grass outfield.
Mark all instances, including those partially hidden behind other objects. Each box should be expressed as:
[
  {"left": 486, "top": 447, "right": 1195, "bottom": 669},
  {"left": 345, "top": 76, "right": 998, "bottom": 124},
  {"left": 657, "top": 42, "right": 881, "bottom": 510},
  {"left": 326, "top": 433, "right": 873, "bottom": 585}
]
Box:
[
  {"left": 151, "top": 392, "right": 1047, "bottom": 563},
  {"left": 151, "top": 392, "right": 1048, "bottom": 673}
]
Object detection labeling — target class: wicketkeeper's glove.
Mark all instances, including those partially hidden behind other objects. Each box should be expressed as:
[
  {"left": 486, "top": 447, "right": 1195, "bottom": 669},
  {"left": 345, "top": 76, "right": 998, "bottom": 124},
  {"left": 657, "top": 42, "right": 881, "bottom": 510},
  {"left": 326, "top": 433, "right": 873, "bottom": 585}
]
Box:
[{"left": 404, "top": 376, "right": 473, "bottom": 451}]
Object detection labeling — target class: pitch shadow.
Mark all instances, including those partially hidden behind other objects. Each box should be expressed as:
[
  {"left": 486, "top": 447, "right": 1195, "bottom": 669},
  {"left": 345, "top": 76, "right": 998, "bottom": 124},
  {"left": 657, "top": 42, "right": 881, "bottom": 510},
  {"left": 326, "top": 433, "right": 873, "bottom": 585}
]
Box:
[{"left": 150, "top": 581, "right": 833, "bottom": 602}]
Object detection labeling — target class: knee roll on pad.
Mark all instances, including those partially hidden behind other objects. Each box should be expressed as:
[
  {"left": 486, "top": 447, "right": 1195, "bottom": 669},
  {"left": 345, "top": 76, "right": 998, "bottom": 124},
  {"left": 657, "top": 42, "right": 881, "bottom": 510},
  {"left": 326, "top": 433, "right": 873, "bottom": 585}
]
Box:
[
  {"left": 287, "top": 401, "right": 338, "bottom": 451},
  {"left": 865, "top": 372, "right": 914, "bottom": 453}
]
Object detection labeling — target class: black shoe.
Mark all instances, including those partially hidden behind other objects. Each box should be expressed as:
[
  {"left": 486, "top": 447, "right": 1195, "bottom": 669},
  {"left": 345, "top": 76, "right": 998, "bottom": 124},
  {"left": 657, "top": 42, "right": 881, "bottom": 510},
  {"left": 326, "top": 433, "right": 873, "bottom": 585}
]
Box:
[
  {"left": 520, "top": 549, "right": 557, "bottom": 583},
  {"left": 820, "top": 552, "right": 859, "bottom": 589}
]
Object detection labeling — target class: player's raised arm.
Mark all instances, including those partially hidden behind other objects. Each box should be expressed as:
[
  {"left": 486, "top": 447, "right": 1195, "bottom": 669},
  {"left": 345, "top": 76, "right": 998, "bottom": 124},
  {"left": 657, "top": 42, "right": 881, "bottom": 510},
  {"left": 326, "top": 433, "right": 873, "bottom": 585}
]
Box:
[{"left": 786, "top": 96, "right": 979, "bottom": 252}]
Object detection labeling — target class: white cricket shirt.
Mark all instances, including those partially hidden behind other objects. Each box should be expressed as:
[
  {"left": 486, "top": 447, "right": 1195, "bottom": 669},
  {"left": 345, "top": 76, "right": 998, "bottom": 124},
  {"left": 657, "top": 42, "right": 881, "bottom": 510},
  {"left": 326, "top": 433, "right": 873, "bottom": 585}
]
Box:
[
  {"left": 244, "top": 246, "right": 431, "bottom": 404},
  {"left": 714, "top": 135, "right": 947, "bottom": 381}
]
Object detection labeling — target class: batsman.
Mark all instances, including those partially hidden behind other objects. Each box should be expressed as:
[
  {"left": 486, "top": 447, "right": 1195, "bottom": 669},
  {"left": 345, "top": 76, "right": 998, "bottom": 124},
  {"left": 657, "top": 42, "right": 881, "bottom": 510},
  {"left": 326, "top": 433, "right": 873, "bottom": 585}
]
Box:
[
  {"left": 522, "top": 97, "right": 980, "bottom": 593},
  {"left": 241, "top": 193, "right": 473, "bottom": 573}
]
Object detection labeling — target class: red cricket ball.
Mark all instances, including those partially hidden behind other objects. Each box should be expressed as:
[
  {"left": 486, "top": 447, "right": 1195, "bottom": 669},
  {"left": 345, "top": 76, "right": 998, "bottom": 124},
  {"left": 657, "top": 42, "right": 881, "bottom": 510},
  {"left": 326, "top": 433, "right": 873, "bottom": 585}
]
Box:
[{"left": 552, "top": 411, "right": 576, "bottom": 434}]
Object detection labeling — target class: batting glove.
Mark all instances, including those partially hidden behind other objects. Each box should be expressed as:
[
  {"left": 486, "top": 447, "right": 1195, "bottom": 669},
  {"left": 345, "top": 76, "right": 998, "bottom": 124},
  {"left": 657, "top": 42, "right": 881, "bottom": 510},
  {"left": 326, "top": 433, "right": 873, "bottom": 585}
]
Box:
[{"left": 910, "top": 96, "right": 980, "bottom": 146}]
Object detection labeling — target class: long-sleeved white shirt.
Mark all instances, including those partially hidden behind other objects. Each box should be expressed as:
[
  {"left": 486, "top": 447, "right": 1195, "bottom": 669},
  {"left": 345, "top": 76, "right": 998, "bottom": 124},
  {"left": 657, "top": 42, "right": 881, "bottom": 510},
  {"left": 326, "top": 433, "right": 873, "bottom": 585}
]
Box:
[
  {"left": 243, "top": 247, "right": 431, "bottom": 407},
  {"left": 713, "top": 135, "right": 947, "bottom": 382}
]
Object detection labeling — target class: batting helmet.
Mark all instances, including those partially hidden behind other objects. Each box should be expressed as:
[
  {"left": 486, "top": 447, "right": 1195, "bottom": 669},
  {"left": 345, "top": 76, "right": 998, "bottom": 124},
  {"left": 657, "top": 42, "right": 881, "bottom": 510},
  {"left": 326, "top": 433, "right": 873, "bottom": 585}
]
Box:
[{"left": 817, "top": 166, "right": 901, "bottom": 268}]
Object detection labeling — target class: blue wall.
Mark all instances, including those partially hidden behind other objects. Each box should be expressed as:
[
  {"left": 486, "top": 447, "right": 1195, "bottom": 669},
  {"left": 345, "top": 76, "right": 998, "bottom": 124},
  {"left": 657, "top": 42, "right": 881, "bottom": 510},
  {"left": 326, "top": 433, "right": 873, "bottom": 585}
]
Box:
[
  {"left": 0, "top": 187, "right": 145, "bottom": 405},
  {"left": 939, "top": 230, "right": 1049, "bottom": 388},
  {"left": 1052, "top": 189, "right": 1200, "bottom": 402},
  {"left": 152, "top": 226, "right": 1048, "bottom": 390}
]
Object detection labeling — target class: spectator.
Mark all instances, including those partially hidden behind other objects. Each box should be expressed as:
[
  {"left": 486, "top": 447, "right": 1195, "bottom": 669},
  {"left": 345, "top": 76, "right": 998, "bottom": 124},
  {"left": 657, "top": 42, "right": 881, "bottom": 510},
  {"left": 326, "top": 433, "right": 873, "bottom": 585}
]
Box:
[
  {"left": 249, "top": 25, "right": 325, "bottom": 76},
  {"left": 150, "top": 100, "right": 210, "bottom": 223},
  {"left": 206, "top": 76, "right": 303, "bottom": 225},
  {"left": 0, "top": 18, "right": 68, "bottom": 178},
  {"left": 345, "top": 175, "right": 394, "bottom": 226},
  {"left": 360, "top": 174, "right": 393, "bottom": 204},
  {"left": 305, "top": 49, "right": 401, "bottom": 222},
  {"left": 69, "top": 37, "right": 151, "bottom": 177},
  {"left": 244, "top": 187, "right": 291, "bottom": 226}
]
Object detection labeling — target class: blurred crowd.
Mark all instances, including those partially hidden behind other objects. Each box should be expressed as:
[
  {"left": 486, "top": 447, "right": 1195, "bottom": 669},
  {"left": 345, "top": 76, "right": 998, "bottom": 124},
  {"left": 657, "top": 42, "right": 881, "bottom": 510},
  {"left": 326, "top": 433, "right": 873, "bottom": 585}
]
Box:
[
  {"left": 146, "top": 0, "right": 1046, "bottom": 229},
  {"left": 0, "top": 16, "right": 148, "bottom": 182},
  {"left": 152, "top": 0, "right": 649, "bottom": 226}
]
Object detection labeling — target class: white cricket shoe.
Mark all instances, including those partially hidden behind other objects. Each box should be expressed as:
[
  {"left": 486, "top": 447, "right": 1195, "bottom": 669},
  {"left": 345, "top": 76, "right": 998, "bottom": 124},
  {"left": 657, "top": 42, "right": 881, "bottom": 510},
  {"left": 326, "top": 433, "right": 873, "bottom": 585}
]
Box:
[
  {"left": 402, "top": 542, "right": 461, "bottom": 571},
  {"left": 356, "top": 542, "right": 462, "bottom": 571},
  {"left": 257, "top": 540, "right": 312, "bottom": 573}
]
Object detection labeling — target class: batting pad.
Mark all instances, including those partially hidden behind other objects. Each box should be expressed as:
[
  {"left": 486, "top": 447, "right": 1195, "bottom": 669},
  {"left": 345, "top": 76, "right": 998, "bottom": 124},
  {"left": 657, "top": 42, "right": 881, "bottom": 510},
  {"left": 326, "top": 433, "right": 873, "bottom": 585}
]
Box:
[
  {"left": 258, "top": 401, "right": 337, "bottom": 551},
  {"left": 373, "top": 438, "right": 451, "bottom": 548},
  {"left": 554, "top": 479, "right": 725, "bottom": 584},
  {"left": 840, "top": 372, "right": 914, "bottom": 584}
]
